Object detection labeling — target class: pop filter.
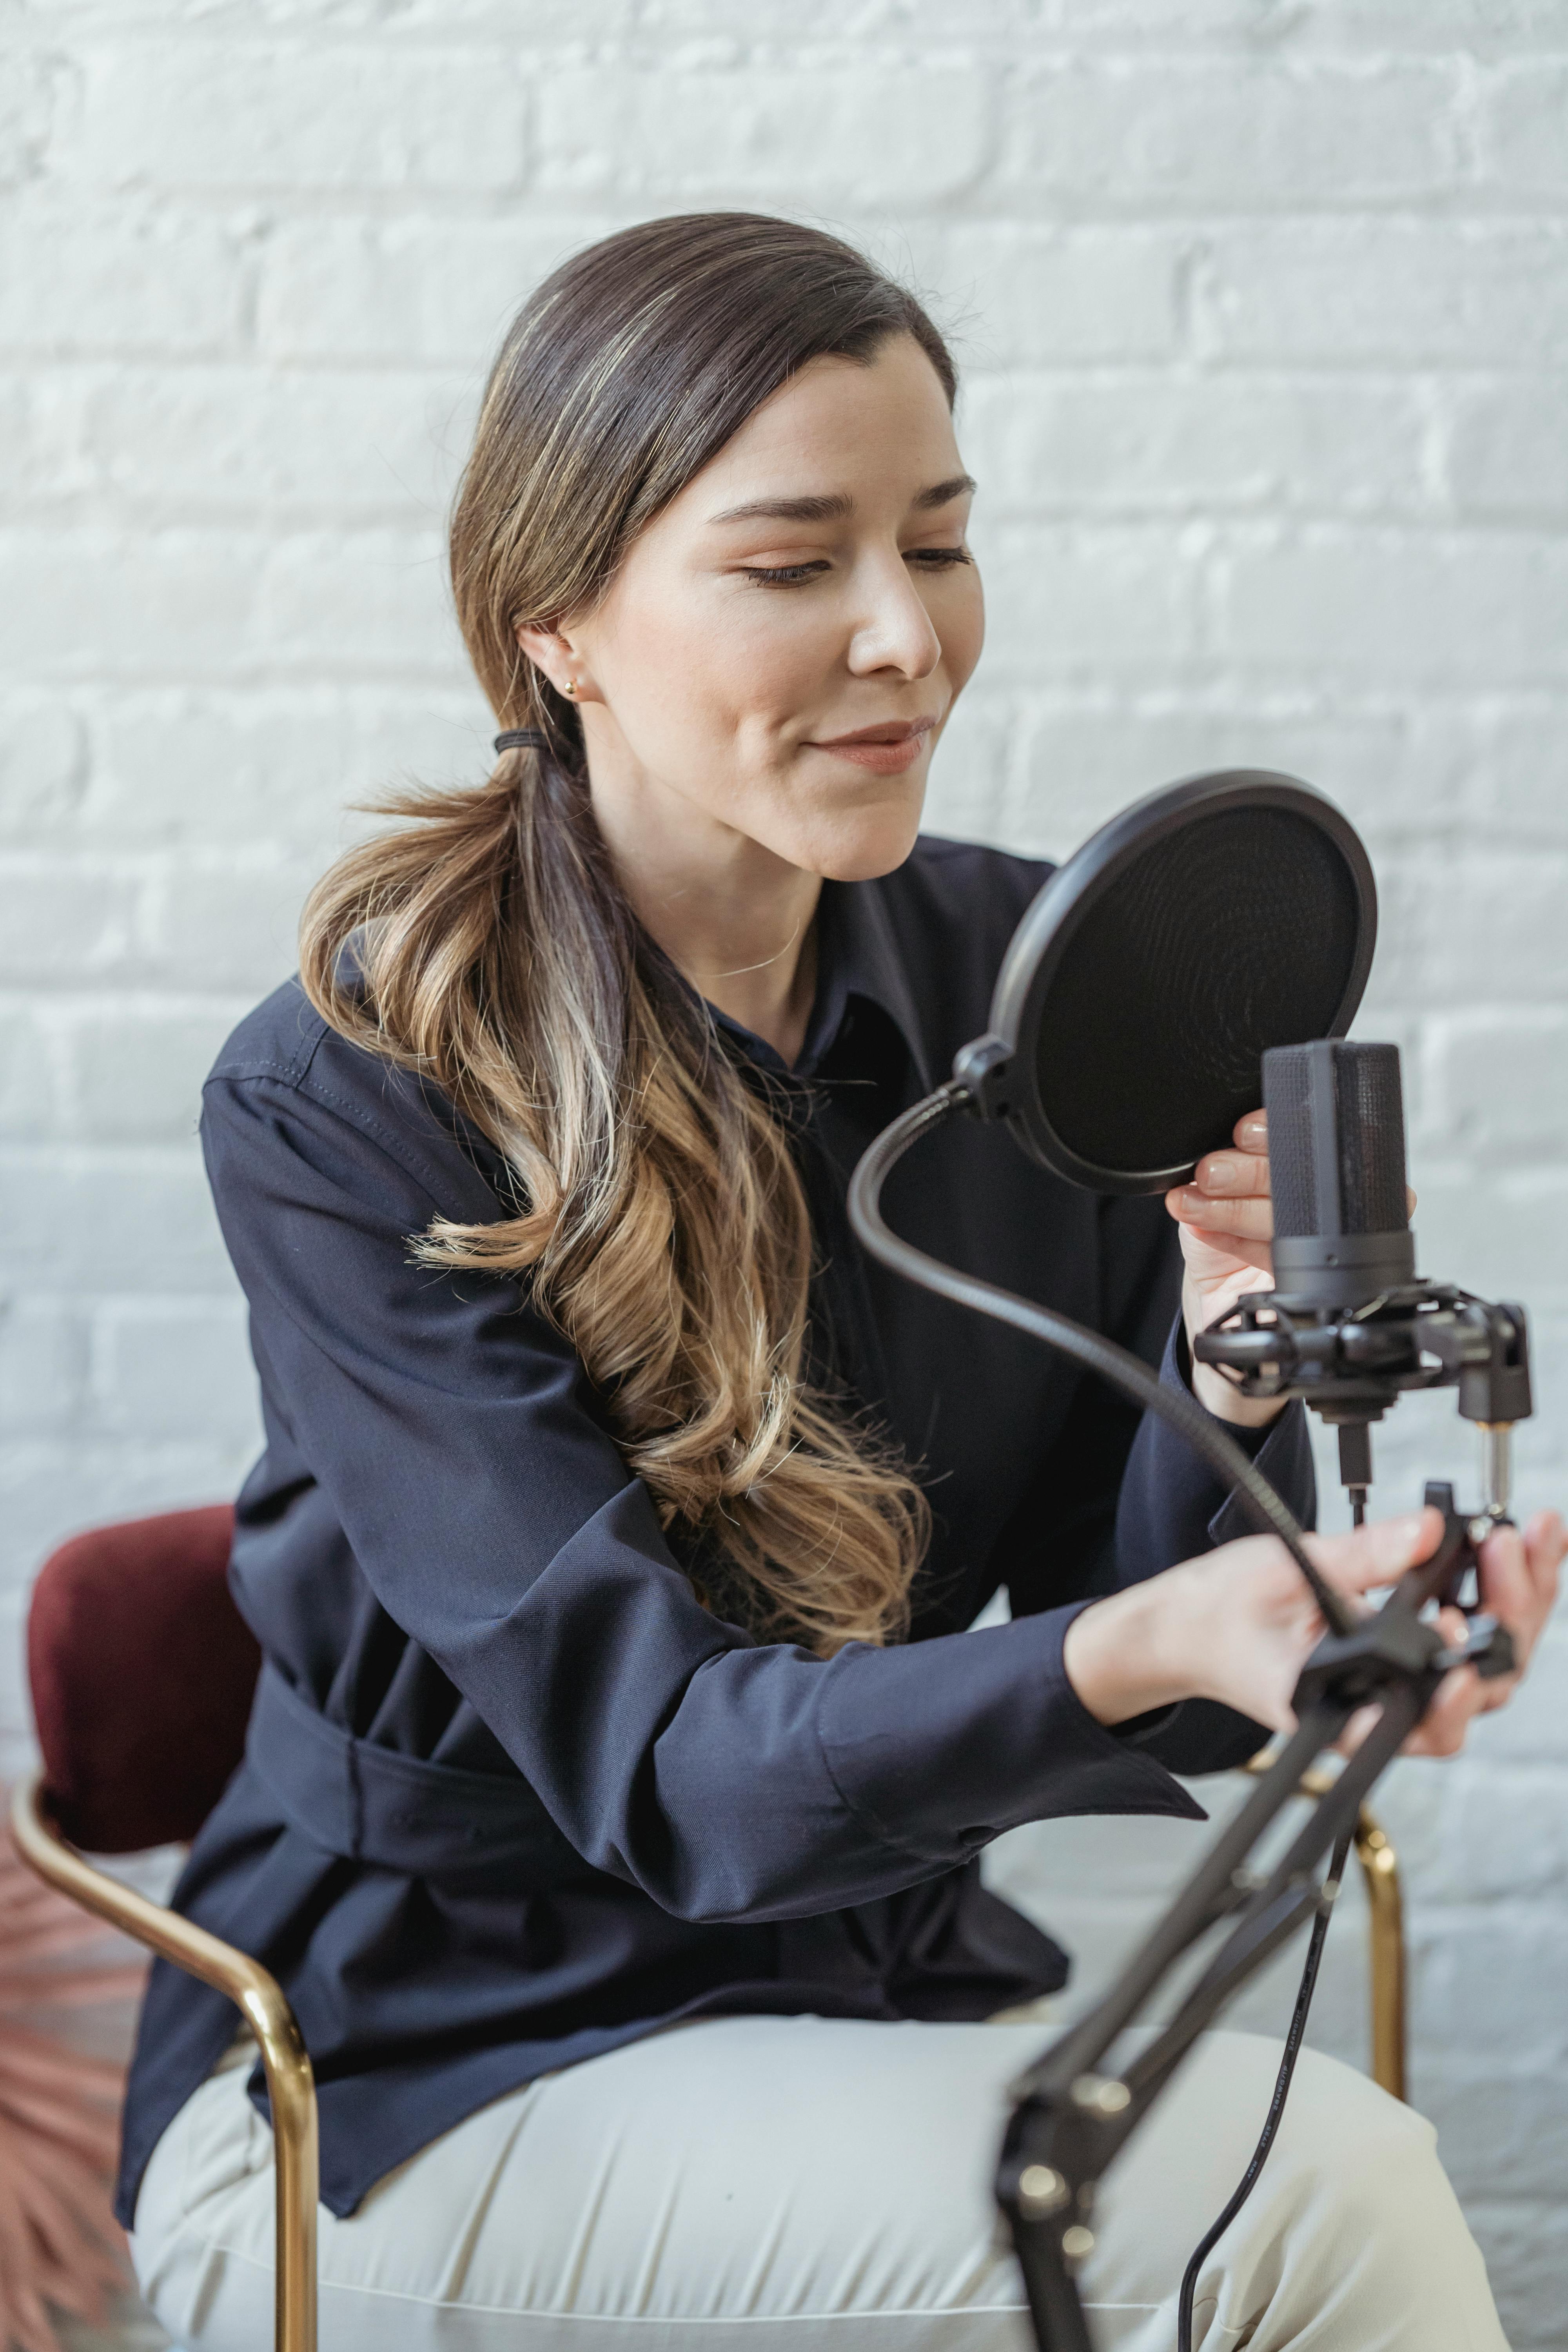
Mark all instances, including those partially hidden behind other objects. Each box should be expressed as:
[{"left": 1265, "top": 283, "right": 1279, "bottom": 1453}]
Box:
[{"left": 955, "top": 770, "right": 1376, "bottom": 1195}]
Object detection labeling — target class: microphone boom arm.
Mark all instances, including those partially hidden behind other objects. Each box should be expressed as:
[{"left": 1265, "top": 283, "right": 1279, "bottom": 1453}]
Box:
[{"left": 848, "top": 1084, "right": 1520, "bottom": 2352}]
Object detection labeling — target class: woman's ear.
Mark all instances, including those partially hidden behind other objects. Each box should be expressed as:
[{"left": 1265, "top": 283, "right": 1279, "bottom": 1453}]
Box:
[{"left": 515, "top": 621, "right": 593, "bottom": 705}]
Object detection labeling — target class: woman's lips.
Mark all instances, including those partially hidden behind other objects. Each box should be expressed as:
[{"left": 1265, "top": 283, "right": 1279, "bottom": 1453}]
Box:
[{"left": 808, "top": 719, "right": 936, "bottom": 775}]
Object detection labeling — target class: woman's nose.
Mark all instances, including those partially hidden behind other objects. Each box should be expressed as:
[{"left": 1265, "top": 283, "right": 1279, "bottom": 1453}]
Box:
[{"left": 845, "top": 556, "right": 943, "bottom": 681}]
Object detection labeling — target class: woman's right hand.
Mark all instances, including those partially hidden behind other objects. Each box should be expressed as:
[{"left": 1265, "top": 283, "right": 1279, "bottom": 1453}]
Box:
[{"left": 1063, "top": 1504, "right": 1564, "bottom": 1755}]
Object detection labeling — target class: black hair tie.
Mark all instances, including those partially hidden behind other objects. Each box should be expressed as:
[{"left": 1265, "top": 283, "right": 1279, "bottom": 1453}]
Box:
[{"left": 493, "top": 728, "right": 549, "bottom": 755}]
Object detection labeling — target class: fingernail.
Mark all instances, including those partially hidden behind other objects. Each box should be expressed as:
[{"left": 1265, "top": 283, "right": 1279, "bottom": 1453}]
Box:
[
  {"left": 1202, "top": 1160, "right": 1239, "bottom": 1194},
  {"left": 1239, "top": 1118, "right": 1267, "bottom": 1146}
]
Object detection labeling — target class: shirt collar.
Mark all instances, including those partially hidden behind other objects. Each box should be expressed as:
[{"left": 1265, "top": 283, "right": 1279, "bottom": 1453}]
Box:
[{"left": 704, "top": 875, "right": 936, "bottom": 1095}]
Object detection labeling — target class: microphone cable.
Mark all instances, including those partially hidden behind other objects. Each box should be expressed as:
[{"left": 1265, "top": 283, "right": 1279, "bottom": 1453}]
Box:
[
  {"left": 847, "top": 1083, "right": 1363, "bottom": 2339},
  {"left": 1174, "top": 1818, "right": 1355, "bottom": 2352}
]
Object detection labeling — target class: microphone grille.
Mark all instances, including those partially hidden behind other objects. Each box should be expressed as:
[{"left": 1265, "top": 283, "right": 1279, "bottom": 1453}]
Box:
[
  {"left": 1335, "top": 1043, "right": 1409, "bottom": 1233},
  {"left": 1264, "top": 1045, "right": 1319, "bottom": 1238},
  {"left": 1264, "top": 1040, "right": 1408, "bottom": 1240}
]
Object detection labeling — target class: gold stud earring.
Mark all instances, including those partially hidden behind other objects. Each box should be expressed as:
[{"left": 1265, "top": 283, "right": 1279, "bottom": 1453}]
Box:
[{"left": 564, "top": 678, "right": 579, "bottom": 701}]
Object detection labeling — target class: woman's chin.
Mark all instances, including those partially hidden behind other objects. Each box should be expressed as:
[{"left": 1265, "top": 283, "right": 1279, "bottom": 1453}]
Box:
[{"left": 788, "top": 793, "right": 928, "bottom": 884}]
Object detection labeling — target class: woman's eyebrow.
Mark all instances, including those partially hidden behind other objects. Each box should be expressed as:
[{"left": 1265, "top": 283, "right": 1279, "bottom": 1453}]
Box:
[
  {"left": 705, "top": 475, "right": 976, "bottom": 528},
  {"left": 707, "top": 491, "right": 854, "bottom": 526},
  {"left": 913, "top": 472, "right": 977, "bottom": 510}
]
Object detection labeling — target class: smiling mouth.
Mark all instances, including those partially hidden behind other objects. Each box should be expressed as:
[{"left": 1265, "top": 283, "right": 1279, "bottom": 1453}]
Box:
[{"left": 808, "top": 717, "right": 938, "bottom": 774}]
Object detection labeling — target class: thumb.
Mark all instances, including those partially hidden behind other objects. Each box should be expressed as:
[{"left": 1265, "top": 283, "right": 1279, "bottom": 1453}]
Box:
[{"left": 1307, "top": 1506, "right": 1443, "bottom": 1598}]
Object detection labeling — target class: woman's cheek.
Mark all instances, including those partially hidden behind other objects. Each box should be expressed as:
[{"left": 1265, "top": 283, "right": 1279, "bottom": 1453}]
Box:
[
  {"left": 912, "top": 560, "right": 983, "bottom": 706},
  {"left": 938, "top": 566, "right": 985, "bottom": 697}
]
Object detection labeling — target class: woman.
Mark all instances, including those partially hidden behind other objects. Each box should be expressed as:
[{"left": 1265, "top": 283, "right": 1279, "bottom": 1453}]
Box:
[{"left": 124, "top": 214, "right": 1560, "bottom": 2350}]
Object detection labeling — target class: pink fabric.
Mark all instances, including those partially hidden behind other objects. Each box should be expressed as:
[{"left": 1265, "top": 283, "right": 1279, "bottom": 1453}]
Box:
[{"left": 0, "top": 1838, "right": 145, "bottom": 2351}]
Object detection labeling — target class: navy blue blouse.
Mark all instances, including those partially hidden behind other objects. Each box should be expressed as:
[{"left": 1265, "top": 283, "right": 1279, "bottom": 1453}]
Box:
[{"left": 117, "top": 835, "right": 1312, "bottom": 2225}]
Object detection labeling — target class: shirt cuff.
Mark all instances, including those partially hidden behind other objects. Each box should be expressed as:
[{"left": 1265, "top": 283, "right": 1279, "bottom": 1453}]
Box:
[
  {"left": 816, "top": 1600, "right": 1208, "bottom": 1875},
  {"left": 1154, "top": 1314, "right": 1318, "bottom": 1557},
  {"left": 1171, "top": 1314, "right": 1279, "bottom": 1460},
  {"left": 1105, "top": 1315, "right": 1310, "bottom": 1776},
  {"left": 1177, "top": 1320, "right": 1318, "bottom": 1549}
]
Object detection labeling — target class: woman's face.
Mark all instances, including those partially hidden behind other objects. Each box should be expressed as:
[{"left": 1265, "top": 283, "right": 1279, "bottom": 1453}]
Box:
[{"left": 520, "top": 332, "right": 984, "bottom": 883}]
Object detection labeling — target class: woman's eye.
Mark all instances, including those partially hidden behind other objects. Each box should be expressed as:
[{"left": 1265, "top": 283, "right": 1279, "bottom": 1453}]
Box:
[
  {"left": 740, "top": 561, "right": 832, "bottom": 588},
  {"left": 737, "top": 547, "right": 971, "bottom": 589}
]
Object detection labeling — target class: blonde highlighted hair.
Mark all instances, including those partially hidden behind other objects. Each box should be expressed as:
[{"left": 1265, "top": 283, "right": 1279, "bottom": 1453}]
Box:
[{"left": 301, "top": 215, "right": 955, "bottom": 1654}]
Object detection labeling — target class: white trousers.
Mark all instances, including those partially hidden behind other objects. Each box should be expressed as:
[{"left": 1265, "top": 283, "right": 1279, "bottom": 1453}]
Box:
[{"left": 131, "top": 2014, "right": 1507, "bottom": 2352}]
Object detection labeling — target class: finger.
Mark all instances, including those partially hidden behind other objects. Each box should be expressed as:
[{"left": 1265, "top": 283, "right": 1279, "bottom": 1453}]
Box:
[
  {"left": 1191, "top": 1149, "right": 1271, "bottom": 1200},
  {"left": 1404, "top": 1666, "right": 1483, "bottom": 1757},
  {"left": 1475, "top": 1663, "right": 1521, "bottom": 1714},
  {"left": 1173, "top": 1223, "right": 1275, "bottom": 1285},
  {"left": 1478, "top": 1510, "right": 1566, "bottom": 1675},
  {"left": 1185, "top": 1236, "right": 1276, "bottom": 1278},
  {"left": 1173, "top": 1213, "right": 1274, "bottom": 1273},
  {"left": 1308, "top": 1506, "right": 1444, "bottom": 1598},
  {"left": 1437, "top": 1604, "right": 1468, "bottom": 1651},
  {"left": 1526, "top": 1504, "right": 1568, "bottom": 1555},
  {"left": 1477, "top": 1522, "right": 1534, "bottom": 1648},
  {"left": 1234, "top": 1112, "right": 1266, "bottom": 1152},
  {"left": 1170, "top": 1191, "right": 1274, "bottom": 1241},
  {"left": 1340, "top": 1667, "right": 1483, "bottom": 1759},
  {"left": 1335, "top": 1701, "right": 1381, "bottom": 1758},
  {"left": 1525, "top": 1508, "right": 1567, "bottom": 1599}
]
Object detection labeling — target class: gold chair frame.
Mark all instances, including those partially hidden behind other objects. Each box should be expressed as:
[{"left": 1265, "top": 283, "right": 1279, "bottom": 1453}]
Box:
[
  {"left": 1244, "top": 1753, "right": 1406, "bottom": 2101},
  {"left": 8, "top": 1770, "right": 318, "bottom": 2352}
]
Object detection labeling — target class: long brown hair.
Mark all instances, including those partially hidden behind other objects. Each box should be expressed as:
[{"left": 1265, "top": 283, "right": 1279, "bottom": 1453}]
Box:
[{"left": 301, "top": 214, "right": 955, "bottom": 1654}]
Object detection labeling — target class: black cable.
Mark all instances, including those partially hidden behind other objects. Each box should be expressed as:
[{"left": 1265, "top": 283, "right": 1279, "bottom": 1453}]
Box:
[
  {"left": 848, "top": 1086, "right": 1356, "bottom": 1637},
  {"left": 1175, "top": 1822, "right": 1356, "bottom": 2352}
]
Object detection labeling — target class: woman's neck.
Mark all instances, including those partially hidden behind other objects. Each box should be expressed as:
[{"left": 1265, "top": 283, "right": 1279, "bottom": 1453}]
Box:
[{"left": 585, "top": 752, "right": 823, "bottom": 1067}]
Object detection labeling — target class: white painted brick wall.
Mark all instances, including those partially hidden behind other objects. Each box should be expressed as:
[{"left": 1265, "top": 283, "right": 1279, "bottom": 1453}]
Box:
[{"left": 4, "top": 2, "right": 1566, "bottom": 2338}]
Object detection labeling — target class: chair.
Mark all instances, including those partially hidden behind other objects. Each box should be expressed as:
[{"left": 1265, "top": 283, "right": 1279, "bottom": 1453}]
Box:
[
  {"left": 9, "top": 1510, "right": 1409, "bottom": 2352},
  {"left": 9, "top": 1506, "right": 318, "bottom": 2352},
  {"left": 1241, "top": 1752, "right": 1406, "bottom": 2101}
]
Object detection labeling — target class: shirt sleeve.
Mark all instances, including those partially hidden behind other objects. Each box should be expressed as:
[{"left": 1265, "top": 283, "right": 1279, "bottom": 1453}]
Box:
[
  {"left": 201, "top": 1059, "right": 1210, "bottom": 1933},
  {"left": 1106, "top": 1314, "right": 1315, "bottom": 1775},
  {"left": 1000, "top": 1192, "right": 1316, "bottom": 1777}
]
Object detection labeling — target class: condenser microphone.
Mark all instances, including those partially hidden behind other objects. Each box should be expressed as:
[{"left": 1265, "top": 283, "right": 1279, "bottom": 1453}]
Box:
[
  {"left": 1205, "top": 1034, "right": 1527, "bottom": 1524},
  {"left": 1262, "top": 1040, "right": 1416, "bottom": 1311}
]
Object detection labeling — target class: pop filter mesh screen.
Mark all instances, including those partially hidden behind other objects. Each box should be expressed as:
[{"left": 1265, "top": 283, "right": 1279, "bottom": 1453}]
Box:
[{"left": 1036, "top": 805, "right": 1361, "bottom": 1177}]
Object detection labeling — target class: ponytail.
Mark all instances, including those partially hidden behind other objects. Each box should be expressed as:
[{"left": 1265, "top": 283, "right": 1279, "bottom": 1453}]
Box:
[{"left": 301, "top": 215, "right": 953, "bottom": 1652}]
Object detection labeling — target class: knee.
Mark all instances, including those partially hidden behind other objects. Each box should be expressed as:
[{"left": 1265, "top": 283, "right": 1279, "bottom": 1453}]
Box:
[
  {"left": 1283, "top": 2044, "right": 1438, "bottom": 2176},
  {"left": 1265, "top": 2044, "right": 1465, "bottom": 2258}
]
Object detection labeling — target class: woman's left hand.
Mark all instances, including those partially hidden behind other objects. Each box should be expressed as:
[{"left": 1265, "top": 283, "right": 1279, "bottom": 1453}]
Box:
[
  {"left": 1167, "top": 1110, "right": 1420, "bottom": 1428},
  {"left": 1165, "top": 1110, "right": 1281, "bottom": 1428},
  {"left": 1158, "top": 1117, "right": 1563, "bottom": 1753},
  {"left": 1348, "top": 1506, "right": 1566, "bottom": 1759}
]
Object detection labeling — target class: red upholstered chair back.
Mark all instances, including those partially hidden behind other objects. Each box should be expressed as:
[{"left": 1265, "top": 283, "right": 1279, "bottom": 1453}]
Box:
[{"left": 27, "top": 1504, "right": 257, "bottom": 1853}]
